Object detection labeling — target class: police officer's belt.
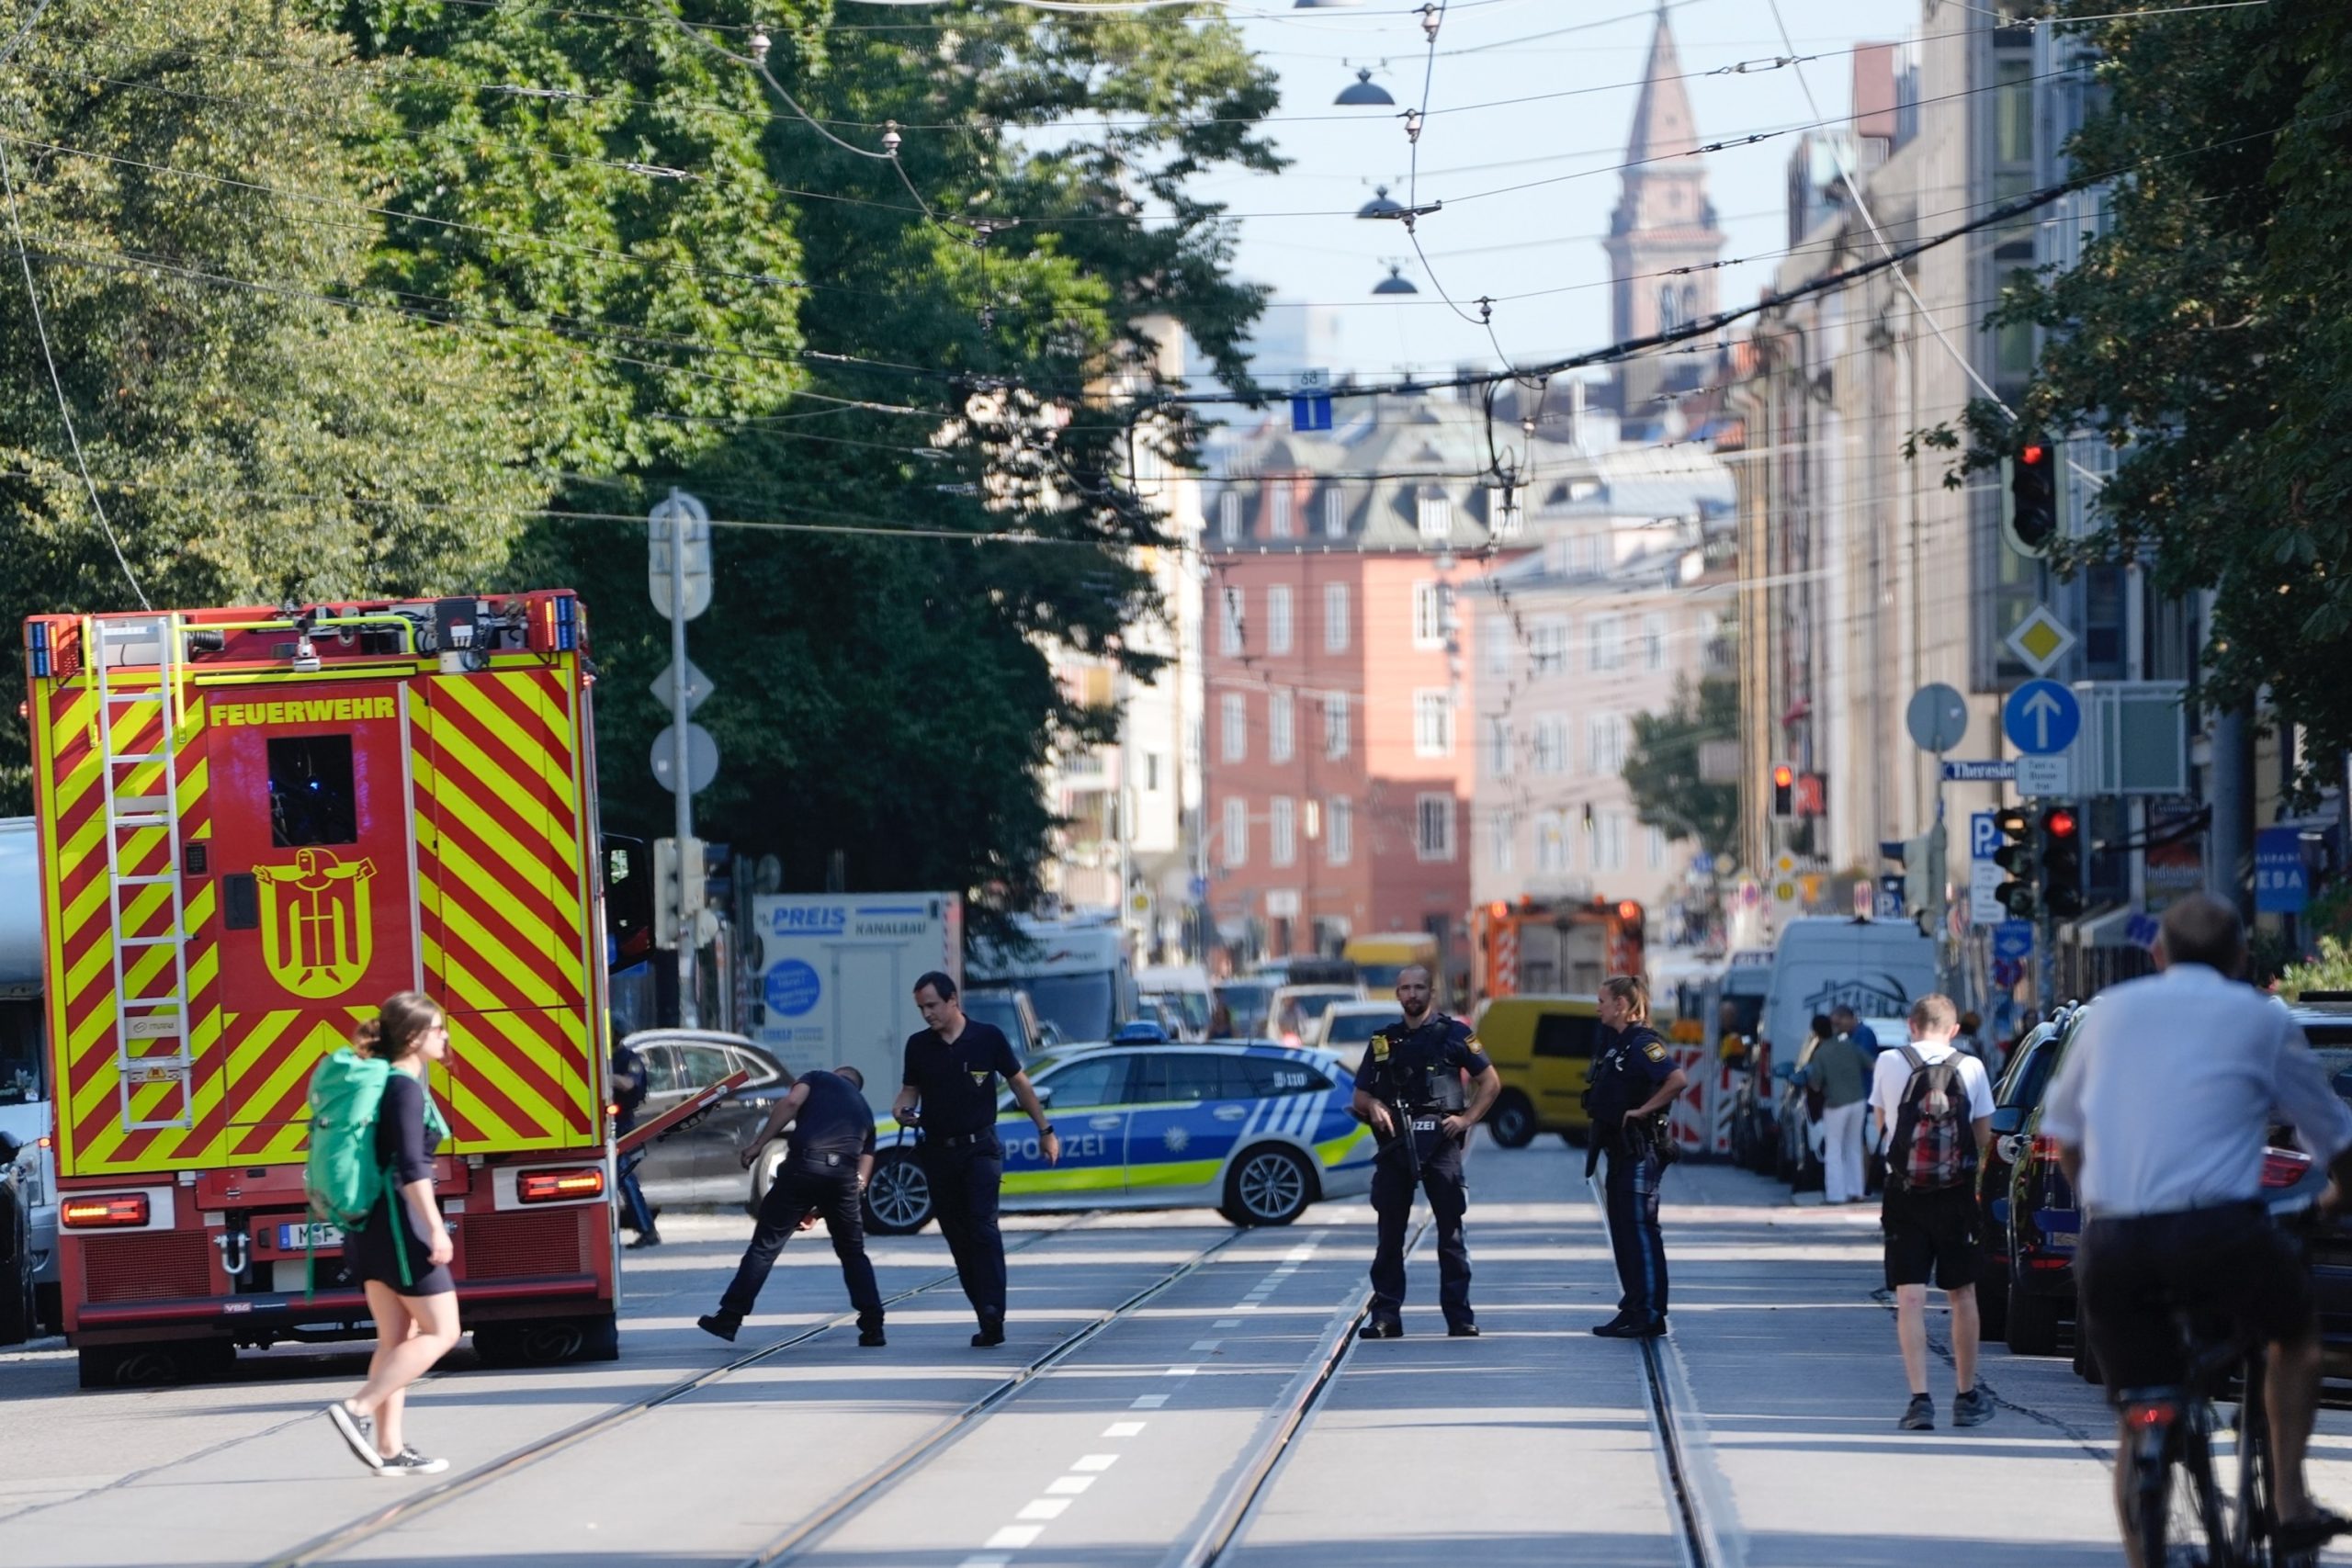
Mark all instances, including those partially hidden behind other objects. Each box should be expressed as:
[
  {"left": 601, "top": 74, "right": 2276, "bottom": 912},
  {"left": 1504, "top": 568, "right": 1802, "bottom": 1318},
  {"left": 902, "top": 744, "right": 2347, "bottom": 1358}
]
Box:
[{"left": 929, "top": 1129, "right": 996, "bottom": 1148}]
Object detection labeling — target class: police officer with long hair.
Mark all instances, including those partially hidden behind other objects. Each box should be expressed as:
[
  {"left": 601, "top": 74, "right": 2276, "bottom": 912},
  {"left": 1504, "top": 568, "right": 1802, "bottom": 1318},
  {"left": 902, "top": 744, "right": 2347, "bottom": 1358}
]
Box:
[
  {"left": 1588, "top": 975, "right": 1688, "bottom": 1338},
  {"left": 1351, "top": 964, "right": 1500, "bottom": 1338}
]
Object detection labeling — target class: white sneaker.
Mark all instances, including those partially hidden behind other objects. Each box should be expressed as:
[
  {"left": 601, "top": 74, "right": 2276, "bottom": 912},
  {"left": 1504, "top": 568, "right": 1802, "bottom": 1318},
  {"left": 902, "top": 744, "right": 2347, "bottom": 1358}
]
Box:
[
  {"left": 376, "top": 1445, "right": 449, "bottom": 1477},
  {"left": 325, "top": 1403, "right": 381, "bottom": 1472}
]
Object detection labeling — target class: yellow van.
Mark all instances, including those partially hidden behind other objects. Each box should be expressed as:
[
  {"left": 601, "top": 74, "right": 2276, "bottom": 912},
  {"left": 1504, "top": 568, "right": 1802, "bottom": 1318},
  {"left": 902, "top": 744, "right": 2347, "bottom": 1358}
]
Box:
[{"left": 1472, "top": 995, "right": 1600, "bottom": 1148}]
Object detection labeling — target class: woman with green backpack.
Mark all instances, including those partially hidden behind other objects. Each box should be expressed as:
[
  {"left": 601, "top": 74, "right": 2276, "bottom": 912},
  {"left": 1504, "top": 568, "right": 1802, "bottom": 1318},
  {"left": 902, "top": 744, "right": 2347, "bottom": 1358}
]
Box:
[{"left": 317, "top": 992, "right": 458, "bottom": 1478}]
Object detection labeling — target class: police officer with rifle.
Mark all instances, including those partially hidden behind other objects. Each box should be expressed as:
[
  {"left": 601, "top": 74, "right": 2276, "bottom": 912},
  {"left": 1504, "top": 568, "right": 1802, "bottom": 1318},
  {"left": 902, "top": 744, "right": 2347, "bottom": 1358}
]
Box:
[{"left": 1350, "top": 964, "right": 1500, "bottom": 1338}]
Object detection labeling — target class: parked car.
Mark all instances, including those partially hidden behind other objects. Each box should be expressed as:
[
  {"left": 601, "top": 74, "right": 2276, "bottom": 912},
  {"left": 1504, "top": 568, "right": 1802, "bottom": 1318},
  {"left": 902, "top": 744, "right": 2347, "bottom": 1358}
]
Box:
[
  {"left": 1974, "top": 1016, "right": 2065, "bottom": 1343},
  {"left": 1216, "top": 978, "right": 1275, "bottom": 1037},
  {"left": 1138, "top": 964, "right": 1216, "bottom": 1041},
  {"left": 620, "top": 1030, "right": 802, "bottom": 1210},
  {"left": 2269, "top": 997, "right": 2352, "bottom": 1376},
  {"left": 861, "top": 1039, "right": 1374, "bottom": 1234},
  {"left": 963, "top": 985, "right": 1046, "bottom": 1058},
  {"left": 1474, "top": 995, "right": 1602, "bottom": 1148},
  {"left": 1313, "top": 1000, "right": 1398, "bottom": 1055},
  {"left": 1269, "top": 984, "right": 1365, "bottom": 1049}
]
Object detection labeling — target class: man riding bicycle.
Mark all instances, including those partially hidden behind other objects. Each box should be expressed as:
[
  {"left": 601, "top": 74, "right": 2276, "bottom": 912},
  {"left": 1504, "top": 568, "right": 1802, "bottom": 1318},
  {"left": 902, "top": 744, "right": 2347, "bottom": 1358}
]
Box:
[{"left": 2041, "top": 894, "right": 2352, "bottom": 1565}]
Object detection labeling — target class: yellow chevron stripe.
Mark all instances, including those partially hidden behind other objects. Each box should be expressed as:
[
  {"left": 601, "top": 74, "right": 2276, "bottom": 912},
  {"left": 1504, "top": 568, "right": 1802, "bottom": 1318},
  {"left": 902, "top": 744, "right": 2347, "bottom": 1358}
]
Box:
[
  {"left": 435, "top": 675, "right": 567, "bottom": 804},
  {"left": 227, "top": 1010, "right": 304, "bottom": 1083},
  {"left": 232, "top": 1022, "right": 338, "bottom": 1131},
  {"left": 413, "top": 703, "right": 578, "bottom": 882}
]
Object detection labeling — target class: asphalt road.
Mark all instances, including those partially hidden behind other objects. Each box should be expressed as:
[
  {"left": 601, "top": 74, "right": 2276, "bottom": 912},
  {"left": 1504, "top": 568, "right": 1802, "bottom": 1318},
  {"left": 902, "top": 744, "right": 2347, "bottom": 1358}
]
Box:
[{"left": 6, "top": 1141, "right": 2352, "bottom": 1567}]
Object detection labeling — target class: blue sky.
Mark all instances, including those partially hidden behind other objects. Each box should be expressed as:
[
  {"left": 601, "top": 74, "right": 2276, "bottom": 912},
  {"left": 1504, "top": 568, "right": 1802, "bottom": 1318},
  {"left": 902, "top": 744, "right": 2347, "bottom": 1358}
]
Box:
[{"left": 1189, "top": 0, "right": 1908, "bottom": 385}]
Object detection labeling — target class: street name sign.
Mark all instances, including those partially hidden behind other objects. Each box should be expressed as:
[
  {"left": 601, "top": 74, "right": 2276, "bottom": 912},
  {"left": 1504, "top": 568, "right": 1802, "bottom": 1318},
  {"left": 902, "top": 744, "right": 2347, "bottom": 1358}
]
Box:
[{"left": 1942, "top": 759, "right": 2016, "bottom": 783}]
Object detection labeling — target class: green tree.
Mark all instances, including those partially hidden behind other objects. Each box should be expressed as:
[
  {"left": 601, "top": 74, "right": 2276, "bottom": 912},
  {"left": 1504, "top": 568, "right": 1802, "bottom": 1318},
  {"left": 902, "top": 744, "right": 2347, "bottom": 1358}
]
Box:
[
  {"left": 1623, "top": 676, "right": 1739, "bottom": 863},
  {"left": 0, "top": 0, "right": 544, "bottom": 806},
  {"left": 1922, "top": 0, "right": 2352, "bottom": 787}
]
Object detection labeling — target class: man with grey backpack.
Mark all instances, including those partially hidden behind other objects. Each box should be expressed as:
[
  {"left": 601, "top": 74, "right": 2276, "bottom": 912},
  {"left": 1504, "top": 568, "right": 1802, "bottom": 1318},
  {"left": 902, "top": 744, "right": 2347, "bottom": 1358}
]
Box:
[{"left": 1869, "top": 993, "right": 1996, "bottom": 1431}]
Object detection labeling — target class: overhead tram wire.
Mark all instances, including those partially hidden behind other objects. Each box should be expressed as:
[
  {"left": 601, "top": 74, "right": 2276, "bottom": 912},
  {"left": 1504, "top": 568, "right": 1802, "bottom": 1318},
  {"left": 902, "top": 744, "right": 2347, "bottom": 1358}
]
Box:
[{"left": 0, "top": 0, "right": 146, "bottom": 609}]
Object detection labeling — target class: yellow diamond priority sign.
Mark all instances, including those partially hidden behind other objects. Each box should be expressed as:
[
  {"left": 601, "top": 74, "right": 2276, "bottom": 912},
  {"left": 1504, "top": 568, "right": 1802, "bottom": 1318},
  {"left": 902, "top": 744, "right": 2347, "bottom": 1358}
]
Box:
[{"left": 2004, "top": 605, "right": 2076, "bottom": 676}]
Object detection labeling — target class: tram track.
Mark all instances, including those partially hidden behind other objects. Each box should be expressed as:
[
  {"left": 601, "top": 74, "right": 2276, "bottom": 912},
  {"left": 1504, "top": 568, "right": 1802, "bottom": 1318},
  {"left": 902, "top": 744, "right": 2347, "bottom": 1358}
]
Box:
[{"left": 256, "top": 1214, "right": 1094, "bottom": 1568}]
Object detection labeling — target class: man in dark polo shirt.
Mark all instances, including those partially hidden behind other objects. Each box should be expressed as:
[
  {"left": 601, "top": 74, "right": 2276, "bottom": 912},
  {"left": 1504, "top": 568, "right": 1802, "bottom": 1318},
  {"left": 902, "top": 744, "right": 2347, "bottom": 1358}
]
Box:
[{"left": 894, "top": 970, "right": 1058, "bottom": 1346}]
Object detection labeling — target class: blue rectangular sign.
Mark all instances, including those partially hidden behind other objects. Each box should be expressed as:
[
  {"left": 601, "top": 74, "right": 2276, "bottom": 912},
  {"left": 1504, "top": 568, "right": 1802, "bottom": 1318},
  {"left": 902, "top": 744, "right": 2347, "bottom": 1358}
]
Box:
[
  {"left": 1942, "top": 760, "right": 2017, "bottom": 783},
  {"left": 2255, "top": 827, "right": 2310, "bottom": 915},
  {"left": 1993, "top": 920, "right": 2035, "bottom": 963},
  {"left": 1289, "top": 394, "right": 1332, "bottom": 433},
  {"left": 1971, "top": 810, "right": 2001, "bottom": 863}
]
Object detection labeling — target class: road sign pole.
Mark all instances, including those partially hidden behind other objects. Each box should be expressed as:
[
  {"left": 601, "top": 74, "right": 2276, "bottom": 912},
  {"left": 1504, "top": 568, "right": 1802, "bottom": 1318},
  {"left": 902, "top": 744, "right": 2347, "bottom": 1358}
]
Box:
[{"left": 668, "top": 500, "right": 698, "bottom": 1028}]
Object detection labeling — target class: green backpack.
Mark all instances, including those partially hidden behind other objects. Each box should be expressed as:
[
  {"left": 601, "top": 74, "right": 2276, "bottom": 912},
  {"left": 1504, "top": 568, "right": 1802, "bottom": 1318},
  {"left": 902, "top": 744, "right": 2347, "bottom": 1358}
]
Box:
[{"left": 302, "top": 1046, "right": 448, "bottom": 1292}]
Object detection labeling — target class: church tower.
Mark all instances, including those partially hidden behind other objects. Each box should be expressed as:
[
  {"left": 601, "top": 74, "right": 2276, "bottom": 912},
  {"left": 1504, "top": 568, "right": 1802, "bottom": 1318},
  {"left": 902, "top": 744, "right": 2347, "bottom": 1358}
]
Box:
[{"left": 1604, "top": 7, "right": 1725, "bottom": 423}]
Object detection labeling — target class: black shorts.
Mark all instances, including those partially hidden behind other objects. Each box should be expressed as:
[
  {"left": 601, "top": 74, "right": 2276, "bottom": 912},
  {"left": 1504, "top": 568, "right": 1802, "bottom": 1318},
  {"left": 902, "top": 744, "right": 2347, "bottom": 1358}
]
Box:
[
  {"left": 2077, "top": 1202, "right": 2313, "bottom": 1397},
  {"left": 1881, "top": 1183, "right": 1981, "bottom": 1291}
]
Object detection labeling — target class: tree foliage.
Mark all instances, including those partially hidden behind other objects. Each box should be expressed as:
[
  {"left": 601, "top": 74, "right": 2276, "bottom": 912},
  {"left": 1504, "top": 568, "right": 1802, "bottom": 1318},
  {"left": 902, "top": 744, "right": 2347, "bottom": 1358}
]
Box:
[
  {"left": 1930, "top": 0, "right": 2352, "bottom": 786},
  {"left": 1623, "top": 676, "right": 1738, "bottom": 863},
  {"left": 0, "top": 0, "right": 544, "bottom": 805}
]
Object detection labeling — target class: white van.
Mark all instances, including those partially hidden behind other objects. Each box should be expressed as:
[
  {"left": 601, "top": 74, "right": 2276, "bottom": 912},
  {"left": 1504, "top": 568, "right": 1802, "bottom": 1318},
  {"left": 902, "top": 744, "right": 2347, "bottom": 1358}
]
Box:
[
  {"left": 1758, "top": 917, "right": 1939, "bottom": 1066},
  {"left": 1136, "top": 964, "right": 1214, "bottom": 1040}
]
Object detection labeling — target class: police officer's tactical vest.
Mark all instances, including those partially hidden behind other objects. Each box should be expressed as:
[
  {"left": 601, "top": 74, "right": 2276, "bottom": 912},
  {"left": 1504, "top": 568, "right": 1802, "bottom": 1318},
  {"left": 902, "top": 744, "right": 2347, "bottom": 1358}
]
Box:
[{"left": 1370, "top": 1018, "right": 1468, "bottom": 1113}]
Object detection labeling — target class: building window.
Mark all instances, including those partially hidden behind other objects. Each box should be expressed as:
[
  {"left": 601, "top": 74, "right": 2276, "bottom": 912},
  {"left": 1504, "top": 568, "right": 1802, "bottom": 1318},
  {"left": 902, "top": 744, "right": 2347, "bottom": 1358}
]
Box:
[
  {"left": 1269, "top": 488, "right": 1293, "bottom": 539},
  {"left": 1411, "top": 581, "right": 1446, "bottom": 648},
  {"left": 1532, "top": 714, "right": 1567, "bottom": 775},
  {"left": 1271, "top": 796, "right": 1296, "bottom": 867},
  {"left": 1645, "top": 824, "right": 1668, "bottom": 869},
  {"left": 1267, "top": 585, "right": 1293, "bottom": 655},
  {"left": 1641, "top": 613, "right": 1668, "bottom": 671},
  {"left": 1416, "top": 794, "right": 1455, "bottom": 862},
  {"left": 1324, "top": 696, "right": 1350, "bottom": 759},
  {"left": 1530, "top": 616, "right": 1567, "bottom": 674},
  {"left": 1323, "top": 488, "right": 1347, "bottom": 538},
  {"left": 1417, "top": 492, "right": 1453, "bottom": 543},
  {"left": 1269, "top": 690, "right": 1295, "bottom": 763},
  {"left": 1222, "top": 795, "right": 1247, "bottom": 868},
  {"left": 1324, "top": 583, "right": 1350, "bottom": 651},
  {"left": 1490, "top": 809, "right": 1516, "bottom": 874},
  {"left": 1219, "top": 587, "right": 1244, "bottom": 656},
  {"left": 1596, "top": 810, "right": 1628, "bottom": 872},
  {"left": 1589, "top": 712, "right": 1626, "bottom": 774},
  {"left": 1221, "top": 692, "right": 1248, "bottom": 762},
  {"left": 1414, "top": 689, "right": 1454, "bottom": 757},
  {"left": 1589, "top": 614, "right": 1624, "bottom": 671},
  {"left": 1536, "top": 811, "right": 1567, "bottom": 873},
  {"left": 1486, "top": 716, "right": 1513, "bottom": 777},
  {"left": 1328, "top": 795, "right": 1352, "bottom": 865},
  {"left": 1482, "top": 615, "right": 1510, "bottom": 677},
  {"left": 1487, "top": 486, "right": 1523, "bottom": 540},
  {"left": 1218, "top": 491, "right": 1241, "bottom": 543},
  {"left": 1144, "top": 751, "right": 1161, "bottom": 792}
]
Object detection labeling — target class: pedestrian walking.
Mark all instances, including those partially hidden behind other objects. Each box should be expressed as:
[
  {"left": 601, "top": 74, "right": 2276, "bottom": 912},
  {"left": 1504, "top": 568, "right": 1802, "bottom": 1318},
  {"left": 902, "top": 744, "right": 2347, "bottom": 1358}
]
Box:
[
  {"left": 321, "top": 993, "right": 459, "bottom": 1477},
  {"left": 1829, "top": 1004, "right": 1880, "bottom": 1055},
  {"left": 610, "top": 1034, "right": 659, "bottom": 1247},
  {"left": 1587, "top": 976, "right": 1688, "bottom": 1338},
  {"left": 699, "top": 1066, "right": 887, "bottom": 1347},
  {"left": 893, "top": 971, "right": 1058, "bottom": 1346},
  {"left": 1350, "top": 964, "right": 1500, "bottom": 1339},
  {"left": 1870, "top": 992, "right": 1996, "bottom": 1431},
  {"left": 1799, "top": 1017, "right": 1870, "bottom": 1204}
]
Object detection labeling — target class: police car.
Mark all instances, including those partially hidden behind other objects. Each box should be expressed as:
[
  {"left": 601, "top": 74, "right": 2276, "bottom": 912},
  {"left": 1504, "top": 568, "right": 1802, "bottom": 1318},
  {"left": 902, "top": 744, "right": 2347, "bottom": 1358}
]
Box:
[{"left": 862, "top": 1033, "right": 1375, "bottom": 1233}]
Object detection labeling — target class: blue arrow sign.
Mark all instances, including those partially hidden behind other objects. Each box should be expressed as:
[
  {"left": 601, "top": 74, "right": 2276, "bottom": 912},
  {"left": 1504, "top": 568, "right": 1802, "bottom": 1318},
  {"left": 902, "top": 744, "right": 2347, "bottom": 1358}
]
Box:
[{"left": 2003, "top": 679, "right": 2080, "bottom": 756}]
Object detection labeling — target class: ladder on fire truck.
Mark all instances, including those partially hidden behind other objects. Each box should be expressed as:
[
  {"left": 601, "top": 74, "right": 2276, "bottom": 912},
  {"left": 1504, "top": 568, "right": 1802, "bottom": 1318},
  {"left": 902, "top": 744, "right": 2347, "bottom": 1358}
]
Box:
[{"left": 93, "top": 612, "right": 197, "bottom": 1132}]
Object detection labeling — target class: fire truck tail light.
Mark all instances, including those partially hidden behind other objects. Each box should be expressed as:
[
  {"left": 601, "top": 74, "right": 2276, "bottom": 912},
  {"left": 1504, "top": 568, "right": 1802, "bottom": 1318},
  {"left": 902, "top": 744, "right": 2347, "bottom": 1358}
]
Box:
[
  {"left": 518, "top": 1168, "right": 605, "bottom": 1203},
  {"left": 62, "top": 1193, "right": 150, "bottom": 1229}
]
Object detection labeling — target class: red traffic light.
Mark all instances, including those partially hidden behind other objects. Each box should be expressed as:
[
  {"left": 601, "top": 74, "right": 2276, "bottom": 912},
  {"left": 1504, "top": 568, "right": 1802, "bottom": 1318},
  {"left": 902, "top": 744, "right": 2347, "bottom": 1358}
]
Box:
[
  {"left": 2044, "top": 807, "right": 2078, "bottom": 840},
  {"left": 2020, "top": 443, "right": 2046, "bottom": 467}
]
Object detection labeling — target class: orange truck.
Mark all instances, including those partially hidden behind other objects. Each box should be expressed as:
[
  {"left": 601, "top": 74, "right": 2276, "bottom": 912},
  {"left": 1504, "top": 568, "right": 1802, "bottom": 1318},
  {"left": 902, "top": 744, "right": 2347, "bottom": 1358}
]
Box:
[
  {"left": 27, "top": 593, "right": 625, "bottom": 1386},
  {"left": 1470, "top": 896, "right": 1646, "bottom": 1009}
]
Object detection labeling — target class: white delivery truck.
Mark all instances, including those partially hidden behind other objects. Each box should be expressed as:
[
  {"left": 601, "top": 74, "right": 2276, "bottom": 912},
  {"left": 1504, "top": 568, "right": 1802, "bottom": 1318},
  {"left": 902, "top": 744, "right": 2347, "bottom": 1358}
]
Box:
[
  {"left": 1757, "top": 916, "right": 1939, "bottom": 1066},
  {"left": 746, "top": 894, "right": 962, "bottom": 1089},
  {"left": 969, "top": 912, "right": 1134, "bottom": 1047},
  {"left": 0, "top": 816, "right": 52, "bottom": 1342}
]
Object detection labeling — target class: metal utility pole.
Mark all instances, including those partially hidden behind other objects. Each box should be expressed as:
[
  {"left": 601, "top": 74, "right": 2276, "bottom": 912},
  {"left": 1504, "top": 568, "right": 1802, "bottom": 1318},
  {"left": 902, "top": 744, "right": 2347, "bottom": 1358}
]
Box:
[{"left": 649, "top": 489, "right": 716, "bottom": 1029}]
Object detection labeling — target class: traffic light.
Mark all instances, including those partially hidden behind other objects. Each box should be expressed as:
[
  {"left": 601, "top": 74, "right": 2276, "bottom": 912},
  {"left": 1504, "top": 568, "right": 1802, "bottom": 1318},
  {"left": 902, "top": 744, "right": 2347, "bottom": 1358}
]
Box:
[
  {"left": 1770, "top": 762, "right": 1794, "bottom": 819},
  {"left": 1991, "top": 807, "right": 2037, "bottom": 918},
  {"left": 652, "top": 835, "right": 707, "bottom": 950},
  {"left": 2041, "top": 804, "right": 2084, "bottom": 919},
  {"left": 2009, "top": 438, "right": 2059, "bottom": 555}
]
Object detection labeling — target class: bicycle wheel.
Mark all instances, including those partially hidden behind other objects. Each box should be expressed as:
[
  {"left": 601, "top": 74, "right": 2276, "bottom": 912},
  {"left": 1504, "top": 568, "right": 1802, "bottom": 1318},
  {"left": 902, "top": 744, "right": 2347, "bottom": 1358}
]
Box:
[
  {"left": 2128, "top": 1403, "right": 2234, "bottom": 1568},
  {"left": 2232, "top": 1371, "right": 2277, "bottom": 1565}
]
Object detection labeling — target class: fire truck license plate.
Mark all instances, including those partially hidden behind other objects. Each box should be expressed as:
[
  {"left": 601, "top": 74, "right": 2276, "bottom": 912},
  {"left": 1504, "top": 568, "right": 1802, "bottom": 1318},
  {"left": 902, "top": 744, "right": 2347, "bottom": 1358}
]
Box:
[{"left": 277, "top": 1222, "right": 344, "bottom": 1250}]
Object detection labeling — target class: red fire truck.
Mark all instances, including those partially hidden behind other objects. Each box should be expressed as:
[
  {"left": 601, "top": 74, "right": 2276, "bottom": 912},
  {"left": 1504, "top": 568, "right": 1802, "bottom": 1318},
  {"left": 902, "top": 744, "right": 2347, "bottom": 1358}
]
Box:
[
  {"left": 1470, "top": 896, "right": 1646, "bottom": 1009},
  {"left": 27, "top": 593, "right": 627, "bottom": 1386}
]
